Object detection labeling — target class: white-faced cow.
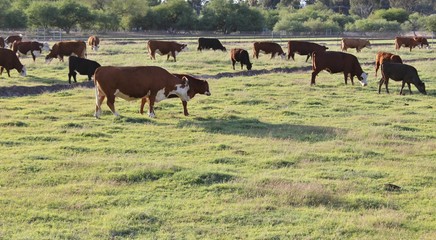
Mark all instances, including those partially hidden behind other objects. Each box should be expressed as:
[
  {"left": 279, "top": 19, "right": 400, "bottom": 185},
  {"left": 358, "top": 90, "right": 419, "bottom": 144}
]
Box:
[
  {"left": 5, "top": 35, "right": 22, "bottom": 48},
  {"left": 231, "top": 48, "right": 252, "bottom": 70},
  {"left": 395, "top": 37, "right": 420, "bottom": 52},
  {"left": 12, "top": 41, "right": 50, "bottom": 62},
  {"left": 197, "top": 37, "right": 226, "bottom": 52},
  {"left": 287, "top": 41, "right": 328, "bottom": 62},
  {"left": 68, "top": 56, "right": 101, "bottom": 84},
  {"left": 253, "top": 42, "right": 286, "bottom": 59},
  {"left": 45, "top": 40, "right": 87, "bottom": 63},
  {"left": 94, "top": 66, "right": 190, "bottom": 118},
  {"left": 413, "top": 36, "right": 430, "bottom": 49},
  {"left": 311, "top": 51, "right": 368, "bottom": 86},
  {"left": 147, "top": 40, "right": 188, "bottom": 62},
  {"left": 375, "top": 51, "right": 402, "bottom": 77},
  {"left": 140, "top": 73, "right": 211, "bottom": 116},
  {"left": 341, "top": 38, "right": 371, "bottom": 52},
  {"left": 379, "top": 62, "right": 426, "bottom": 95},
  {"left": 0, "top": 48, "right": 26, "bottom": 77},
  {"left": 88, "top": 36, "right": 100, "bottom": 51}
]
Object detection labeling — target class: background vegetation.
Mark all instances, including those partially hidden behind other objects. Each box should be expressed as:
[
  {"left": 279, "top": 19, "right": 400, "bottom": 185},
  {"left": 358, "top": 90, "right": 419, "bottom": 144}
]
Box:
[{"left": 2, "top": 0, "right": 436, "bottom": 33}]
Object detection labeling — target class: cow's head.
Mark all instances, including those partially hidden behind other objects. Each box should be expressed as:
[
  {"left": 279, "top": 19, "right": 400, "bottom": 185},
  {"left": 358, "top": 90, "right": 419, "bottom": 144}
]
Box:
[
  {"left": 45, "top": 55, "right": 54, "bottom": 64},
  {"left": 180, "top": 44, "right": 188, "bottom": 52},
  {"left": 247, "top": 62, "right": 253, "bottom": 70},
  {"left": 92, "top": 44, "right": 99, "bottom": 51},
  {"left": 416, "top": 81, "right": 427, "bottom": 95},
  {"left": 359, "top": 72, "right": 368, "bottom": 86},
  {"left": 222, "top": 47, "right": 227, "bottom": 52},
  {"left": 175, "top": 77, "right": 190, "bottom": 101},
  {"left": 280, "top": 52, "right": 286, "bottom": 59},
  {"left": 20, "top": 65, "right": 27, "bottom": 77},
  {"left": 365, "top": 40, "right": 371, "bottom": 49}
]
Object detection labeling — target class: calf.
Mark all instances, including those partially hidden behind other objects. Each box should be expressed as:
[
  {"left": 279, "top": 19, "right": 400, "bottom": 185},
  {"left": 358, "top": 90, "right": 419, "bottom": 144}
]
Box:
[
  {"left": 94, "top": 66, "right": 190, "bottom": 118},
  {"left": 12, "top": 41, "right": 50, "bottom": 61},
  {"left": 379, "top": 62, "right": 426, "bottom": 95},
  {"left": 375, "top": 51, "right": 402, "bottom": 77},
  {"left": 88, "top": 36, "right": 100, "bottom": 51},
  {"left": 253, "top": 42, "right": 286, "bottom": 59},
  {"left": 287, "top": 41, "right": 328, "bottom": 62},
  {"left": 341, "top": 38, "right": 371, "bottom": 52},
  {"left": 197, "top": 37, "right": 226, "bottom": 52},
  {"left": 231, "top": 48, "right": 252, "bottom": 70},
  {"left": 68, "top": 56, "right": 101, "bottom": 84},
  {"left": 140, "top": 74, "right": 211, "bottom": 116},
  {"left": 0, "top": 48, "right": 26, "bottom": 77},
  {"left": 395, "top": 37, "right": 419, "bottom": 51},
  {"left": 147, "top": 40, "right": 188, "bottom": 62},
  {"left": 46, "top": 40, "right": 87, "bottom": 63},
  {"left": 311, "top": 51, "right": 368, "bottom": 86}
]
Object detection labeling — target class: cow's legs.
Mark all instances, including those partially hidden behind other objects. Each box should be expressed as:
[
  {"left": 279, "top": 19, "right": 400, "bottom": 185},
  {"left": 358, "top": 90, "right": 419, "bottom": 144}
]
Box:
[
  {"left": 182, "top": 100, "right": 189, "bottom": 116},
  {"left": 384, "top": 78, "right": 390, "bottom": 93},
  {"left": 150, "top": 51, "right": 155, "bottom": 60},
  {"left": 31, "top": 52, "right": 36, "bottom": 61},
  {"left": 0, "top": 67, "right": 3, "bottom": 75},
  {"left": 240, "top": 62, "right": 244, "bottom": 70},
  {"left": 148, "top": 95, "right": 156, "bottom": 118},
  {"left": 343, "top": 73, "right": 348, "bottom": 85},
  {"left": 231, "top": 60, "right": 236, "bottom": 70},
  {"left": 407, "top": 82, "right": 412, "bottom": 94},
  {"left": 378, "top": 78, "right": 385, "bottom": 94},
  {"left": 400, "top": 81, "right": 406, "bottom": 95},
  {"left": 106, "top": 95, "right": 119, "bottom": 117},
  {"left": 305, "top": 54, "right": 310, "bottom": 62},
  {"left": 94, "top": 86, "right": 105, "bottom": 118},
  {"left": 6, "top": 69, "right": 10, "bottom": 77},
  {"left": 311, "top": 70, "right": 320, "bottom": 85},
  {"left": 270, "top": 53, "right": 276, "bottom": 59},
  {"left": 140, "top": 97, "right": 147, "bottom": 114},
  {"left": 171, "top": 51, "right": 176, "bottom": 62},
  {"left": 375, "top": 63, "right": 380, "bottom": 77}
]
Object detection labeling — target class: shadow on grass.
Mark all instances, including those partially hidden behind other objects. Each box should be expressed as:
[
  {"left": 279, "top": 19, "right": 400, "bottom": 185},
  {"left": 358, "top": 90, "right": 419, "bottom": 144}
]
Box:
[{"left": 177, "top": 116, "right": 343, "bottom": 142}]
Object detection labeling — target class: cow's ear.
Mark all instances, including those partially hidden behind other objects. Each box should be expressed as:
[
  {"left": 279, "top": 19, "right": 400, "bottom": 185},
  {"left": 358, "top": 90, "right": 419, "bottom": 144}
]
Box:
[{"left": 182, "top": 76, "right": 189, "bottom": 86}]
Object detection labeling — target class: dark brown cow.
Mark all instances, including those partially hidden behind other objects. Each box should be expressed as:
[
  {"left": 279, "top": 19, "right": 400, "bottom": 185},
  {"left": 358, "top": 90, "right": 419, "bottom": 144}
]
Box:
[
  {"left": 197, "top": 37, "right": 226, "bottom": 52},
  {"left": 45, "top": 40, "right": 87, "bottom": 63},
  {"left": 231, "top": 48, "right": 252, "bottom": 70},
  {"left": 94, "top": 66, "right": 190, "bottom": 118},
  {"left": 287, "top": 41, "right": 328, "bottom": 62},
  {"left": 375, "top": 51, "right": 403, "bottom": 77},
  {"left": 0, "top": 37, "right": 4, "bottom": 48},
  {"left": 88, "top": 36, "right": 100, "bottom": 51},
  {"left": 5, "top": 35, "right": 22, "bottom": 48},
  {"left": 395, "top": 37, "right": 420, "bottom": 51},
  {"left": 311, "top": 51, "right": 368, "bottom": 86},
  {"left": 140, "top": 74, "right": 211, "bottom": 116},
  {"left": 413, "top": 36, "right": 430, "bottom": 49},
  {"left": 253, "top": 42, "right": 286, "bottom": 59},
  {"left": 341, "top": 38, "right": 371, "bottom": 52},
  {"left": 0, "top": 48, "right": 26, "bottom": 77},
  {"left": 12, "top": 41, "right": 50, "bottom": 61},
  {"left": 147, "top": 40, "right": 187, "bottom": 62},
  {"left": 379, "top": 62, "right": 426, "bottom": 95}
]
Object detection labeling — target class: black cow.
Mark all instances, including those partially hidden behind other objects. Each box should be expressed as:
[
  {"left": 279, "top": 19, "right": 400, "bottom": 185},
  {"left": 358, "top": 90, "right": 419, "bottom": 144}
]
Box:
[
  {"left": 68, "top": 56, "right": 101, "bottom": 84},
  {"left": 231, "top": 48, "right": 252, "bottom": 70},
  {"left": 379, "top": 62, "right": 426, "bottom": 95},
  {"left": 197, "top": 37, "right": 226, "bottom": 52}
]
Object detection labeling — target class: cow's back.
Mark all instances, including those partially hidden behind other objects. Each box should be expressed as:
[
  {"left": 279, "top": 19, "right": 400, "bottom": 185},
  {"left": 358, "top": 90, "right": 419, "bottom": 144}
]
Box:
[
  {"left": 60, "top": 41, "right": 86, "bottom": 57},
  {"left": 313, "top": 51, "right": 358, "bottom": 73}
]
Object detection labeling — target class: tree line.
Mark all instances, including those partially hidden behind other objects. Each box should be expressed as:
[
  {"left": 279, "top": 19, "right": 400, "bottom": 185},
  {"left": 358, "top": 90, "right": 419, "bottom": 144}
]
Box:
[{"left": 1, "top": 0, "right": 436, "bottom": 34}]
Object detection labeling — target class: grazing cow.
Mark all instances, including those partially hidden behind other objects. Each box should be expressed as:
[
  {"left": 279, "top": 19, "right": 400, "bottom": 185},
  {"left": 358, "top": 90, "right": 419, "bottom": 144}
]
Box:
[
  {"left": 253, "top": 41, "right": 286, "bottom": 59},
  {"left": 45, "top": 40, "right": 87, "bottom": 63},
  {"left": 0, "top": 48, "right": 26, "bottom": 77},
  {"left": 147, "top": 40, "right": 187, "bottom": 62},
  {"left": 197, "top": 37, "right": 226, "bottom": 52},
  {"left": 68, "top": 56, "right": 101, "bottom": 84},
  {"left": 231, "top": 48, "right": 252, "bottom": 70},
  {"left": 0, "top": 37, "right": 4, "bottom": 48},
  {"left": 375, "top": 51, "right": 402, "bottom": 77},
  {"left": 94, "top": 66, "right": 190, "bottom": 118},
  {"left": 395, "top": 37, "right": 420, "bottom": 51},
  {"left": 379, "top": 62, "right": 426, "bottom": 95},
  {"left": 287, "top": 41, "right": 328, "bottom": 62},
  {"left": 12, "top": 41, "right": 50, "bottom": 61},
  {"left": 88, "top": 36, "right": 100, "bottom": 51},
  {"left": 311, "top": 51, "right": 368, "bottom": 86},
  {"left": 140, "top": 74, "right": 211, "bottom": 116},
  {"left": 341, "top": 38, "right": 371, "bottom": 52},
  {"left": 413, "top": 36, "right": 430, "bottom": 49},
  {"left": 5, "top": 35, "right": 23, "bottom": 48}
]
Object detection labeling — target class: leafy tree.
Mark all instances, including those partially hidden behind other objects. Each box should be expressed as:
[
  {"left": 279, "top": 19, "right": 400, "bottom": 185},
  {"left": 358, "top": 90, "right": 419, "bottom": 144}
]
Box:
[
  {"left": 371, "top": 8, "right": 408, "bottom": 23},
  {"left": 260, "top": 8, "right": 280, "bottom": 30},
  {"left": 350, "top": 0, "right": 379, "bottom": 18},
  {"left": 3, "top": 9, "right": 27, "bottom": 29},
  {"left": 90, "top": 10, "right": 120, "bottom": 31},
  {"left": 345, "top": 18, "right": 400, "bottom": 31},
  {"left": 26, "top": 2, "right": 59, "bottom": 29},
  {"left": 425, "top": 14, "right": 436, "bottom": 32},
  {"left": 153, "top": 0, "right": 197, "bottom": 31},
  {"left": 55, "top": 0, "right": 93, "bottom": 33}
]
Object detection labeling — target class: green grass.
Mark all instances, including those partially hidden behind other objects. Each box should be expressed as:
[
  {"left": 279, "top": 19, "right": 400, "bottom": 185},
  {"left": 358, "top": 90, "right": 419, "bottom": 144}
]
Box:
[{"left": 0, "top": 37, "right": 435, "bottom": 239}]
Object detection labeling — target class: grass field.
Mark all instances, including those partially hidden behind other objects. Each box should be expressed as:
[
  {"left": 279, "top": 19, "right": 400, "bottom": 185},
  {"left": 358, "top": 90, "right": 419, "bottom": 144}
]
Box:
[{"left": 0, "top": 36, "right": 435, "bottom": 239}]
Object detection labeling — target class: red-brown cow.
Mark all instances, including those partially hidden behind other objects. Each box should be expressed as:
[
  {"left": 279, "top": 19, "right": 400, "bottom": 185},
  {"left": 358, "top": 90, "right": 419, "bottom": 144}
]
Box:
[
  {"left": 311, "top": 51, "right": 368, "bottom": 86},
  {"left": 253, "top": 42, "right": 286, "bottom": 59},
  {"left": 375, "top": 51, "right": 403, "bottom": 77},
  {"left": 341, "top": 38, "right": 371, "bottom": 52},
  {"left": 45, "top": 40, "right": 86, "bottom": 63},
  {"left": 231, "top": 48, "right": 252, "bottom": 70},
  {"left": 0, "top": 37, "right": 4, "bottom": 48},
  {"left": 0, "top": 48, "right": 26, "bottom": 77},
  {"left": 147, "top": 40, "right": 187, "bottom": 62},
  {"left": 5, "top": 35, "right": 22, "bottom": 48},
  {"left": 413, "top": 36, "right": 430, "bottom": 49},
  {"left": 287, "top": 41, "right": 328, "bottom": 62},
  {"left": 94, "top": 66, "right": 190, "bottom": 118},
  {"left": 88, "top": 36, "right": 100, "bottom": 51},
  {"left": 140, "top": 74, "right": 211, "bottom": 116},
  {"left": 395, "top": 37, "right": 420, "bottom": 51},
  {"left": 12, "top": 41, "right": 50, "bottom": 61}
]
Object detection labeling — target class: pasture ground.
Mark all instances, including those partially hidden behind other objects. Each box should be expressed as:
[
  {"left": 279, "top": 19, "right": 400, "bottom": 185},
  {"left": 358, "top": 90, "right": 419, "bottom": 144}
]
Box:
[{"left": 0, "top": 36, "right": 435, "bottom": 239}]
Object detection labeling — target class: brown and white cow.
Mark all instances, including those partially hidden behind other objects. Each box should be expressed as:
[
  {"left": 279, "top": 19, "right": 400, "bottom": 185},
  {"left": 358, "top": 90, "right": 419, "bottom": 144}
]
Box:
[
  {"left": 311, "top": 51, "right": 368, "bottom": 86},
  {"left": 413, "top": 36, "right": 430, "bottom": 49},
  {"left": 45, "top": 40, "right": 86, "bottom": 63},
  {"left": 12, "top": 41, "right": 50, "bottom": 61},
  {"left": 341, "top": 38, "right": 371, "bottom": 52},
  {"left": 0, "top": 48, "right": 26, "bottom": 77},
  {"left": 88, "top": 36, "right": 100, "bottom": 51},
  {"left": 94, "top": 66, "right": 190, "bottom": 118},
  {"left": 287, "top": 41, "right": 328, "bottom": 62},
  {"left": 5, "top": 35, "right": 23, "bottom": 48},
  {"left": 375, "top": 51, "right": 402, "bottom": 77},
  {"left": 231, "top": 48, "right": 252, "bottom": 70},
  {"left": 0, "top": 37, "right": 4, "bottom": 48},
  {"left": 147, "top": 40, "right": 188, "bottom": 62},
  {"left": 379, "top": 62, "right": 426, "bottom": 95},
  {"left": 253, "top": 42, "right": 286, "bottom": 59},
  {"left": 395, "top": 37, "right": 420, "bottom": 51},
  {"left": 140, "top": 74, "right": 211, "bottom": 116}
]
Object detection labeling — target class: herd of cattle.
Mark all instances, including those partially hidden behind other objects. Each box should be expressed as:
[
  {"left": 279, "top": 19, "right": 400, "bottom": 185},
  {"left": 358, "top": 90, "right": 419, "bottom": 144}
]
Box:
[{"left": 0, "top": 33, "right": 429, "bottom": 118}]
